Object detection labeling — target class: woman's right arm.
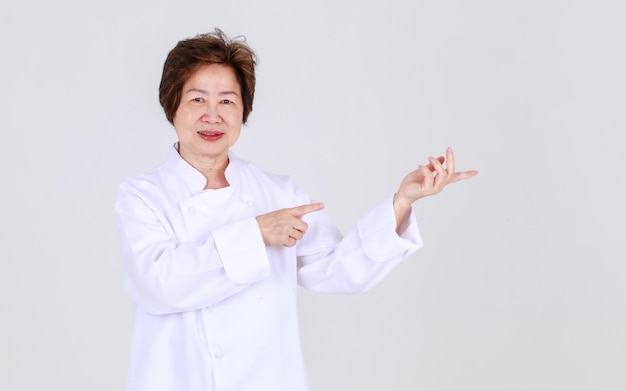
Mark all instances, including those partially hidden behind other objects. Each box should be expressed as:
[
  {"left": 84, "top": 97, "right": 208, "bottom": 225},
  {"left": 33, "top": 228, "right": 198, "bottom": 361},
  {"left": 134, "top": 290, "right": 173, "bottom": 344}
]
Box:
[{"left": 115, "top": 185, "right": 270, "bottom": 315}]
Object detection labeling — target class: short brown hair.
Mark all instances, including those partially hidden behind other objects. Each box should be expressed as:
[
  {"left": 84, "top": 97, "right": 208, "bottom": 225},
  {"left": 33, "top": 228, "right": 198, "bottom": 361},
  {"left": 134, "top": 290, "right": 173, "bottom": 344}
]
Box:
[{"left": 159, "top": 28, "right": 257, "bottom": 124}]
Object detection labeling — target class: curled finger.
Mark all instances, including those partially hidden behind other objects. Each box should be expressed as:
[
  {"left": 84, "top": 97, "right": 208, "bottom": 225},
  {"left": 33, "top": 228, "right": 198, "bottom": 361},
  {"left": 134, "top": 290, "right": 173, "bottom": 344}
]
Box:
[
  {"left": 426, "top": 156, "right": 445, "bottom": 171},
  {"left": 417, "top": 164, "right": 435, "bottom": 190},
  {"left": 428, "top": 156, "right": 446, "bottom": 179},
  {"left": 283, "top": 237, "right": 297, "bottom": 247},
  {"left": 290, "top": 227, "right": 304, "bottom": 241},
  {"left": 292, "top": 219, "right": 308, "bottom": 234}
]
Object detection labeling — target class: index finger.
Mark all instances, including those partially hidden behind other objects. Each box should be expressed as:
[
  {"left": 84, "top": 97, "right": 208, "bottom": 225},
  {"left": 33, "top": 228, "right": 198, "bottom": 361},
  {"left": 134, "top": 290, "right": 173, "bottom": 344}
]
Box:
[{"left": 291, "top": 202, "right": 325, "bottom": 217}]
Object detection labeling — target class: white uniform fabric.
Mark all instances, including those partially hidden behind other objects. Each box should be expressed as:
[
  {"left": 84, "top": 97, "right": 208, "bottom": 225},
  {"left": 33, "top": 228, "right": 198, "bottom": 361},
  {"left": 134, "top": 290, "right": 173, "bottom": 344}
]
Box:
[{"left": 115, "top": 146, "right": 423, "bottom": 391}]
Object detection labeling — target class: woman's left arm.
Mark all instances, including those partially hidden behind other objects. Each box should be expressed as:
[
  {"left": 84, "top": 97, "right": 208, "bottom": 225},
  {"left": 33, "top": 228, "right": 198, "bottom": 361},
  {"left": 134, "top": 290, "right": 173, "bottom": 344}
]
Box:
[{"left": 295, "top": 147, "right": 477, "bottom": 294}]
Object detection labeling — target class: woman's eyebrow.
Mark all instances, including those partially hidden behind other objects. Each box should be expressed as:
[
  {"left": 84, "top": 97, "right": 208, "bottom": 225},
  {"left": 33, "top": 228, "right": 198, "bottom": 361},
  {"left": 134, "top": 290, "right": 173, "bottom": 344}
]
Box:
[
  {"left": 218, "top": 90, "right": 240, "bottom": 96},
  {"left": 184, "top": 88, "right": 240, "bottom": 96}
]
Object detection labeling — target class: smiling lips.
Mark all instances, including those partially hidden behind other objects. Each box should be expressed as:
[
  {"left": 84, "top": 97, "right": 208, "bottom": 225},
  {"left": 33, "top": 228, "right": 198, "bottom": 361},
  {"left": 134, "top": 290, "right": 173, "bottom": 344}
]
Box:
[{"left": 198, "top": 131, "right": 224, "bottom": 141}]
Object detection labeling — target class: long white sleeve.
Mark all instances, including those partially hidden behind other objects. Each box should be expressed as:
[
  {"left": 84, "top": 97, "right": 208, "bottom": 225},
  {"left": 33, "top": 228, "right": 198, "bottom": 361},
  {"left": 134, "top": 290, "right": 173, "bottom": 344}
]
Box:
[
  {"left": 116, "top": 182, "right": 270, "bottom": 315},
  {"left": 296, "top": 194, "right": 423, "bottom": 293}
]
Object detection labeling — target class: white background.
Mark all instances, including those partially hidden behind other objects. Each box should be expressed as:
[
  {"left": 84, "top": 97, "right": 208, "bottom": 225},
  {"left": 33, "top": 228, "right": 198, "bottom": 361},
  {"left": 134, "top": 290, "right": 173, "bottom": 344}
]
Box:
[{"left": 1, "top": 0, "right": 625, "bottom": 390}]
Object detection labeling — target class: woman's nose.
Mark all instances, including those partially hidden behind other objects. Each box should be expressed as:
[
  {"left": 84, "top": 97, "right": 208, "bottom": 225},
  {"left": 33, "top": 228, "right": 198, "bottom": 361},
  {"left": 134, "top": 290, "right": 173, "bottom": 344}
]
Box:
[{"left": 201, "top": 105, "right": 221, "bottom": 123}]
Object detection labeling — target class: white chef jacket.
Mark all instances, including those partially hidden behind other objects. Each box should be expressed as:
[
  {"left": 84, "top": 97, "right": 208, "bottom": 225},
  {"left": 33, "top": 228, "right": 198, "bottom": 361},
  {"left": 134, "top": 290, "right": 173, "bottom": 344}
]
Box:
[{"left": 115, "top": 145, "right": 423, "bottom": 391}]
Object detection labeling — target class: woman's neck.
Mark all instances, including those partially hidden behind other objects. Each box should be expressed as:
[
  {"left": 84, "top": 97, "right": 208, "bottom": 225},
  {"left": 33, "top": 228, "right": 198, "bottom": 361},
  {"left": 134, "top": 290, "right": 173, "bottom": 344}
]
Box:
[
  {"left": 178, "top": 147, "right": 230, "bottom": 190},
  {"left": 198, "top": 157, "right": 229, "bottom": 190}
]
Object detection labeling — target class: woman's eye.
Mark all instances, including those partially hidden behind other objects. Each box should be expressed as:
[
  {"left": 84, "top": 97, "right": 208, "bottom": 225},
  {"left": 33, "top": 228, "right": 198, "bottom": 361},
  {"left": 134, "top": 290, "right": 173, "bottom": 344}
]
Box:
[
  {"left": 193, "top": 97, "right": 204, "bottom": 103},
  {"left": 222, "top": 99, "right": 232, "bottom": 104}
]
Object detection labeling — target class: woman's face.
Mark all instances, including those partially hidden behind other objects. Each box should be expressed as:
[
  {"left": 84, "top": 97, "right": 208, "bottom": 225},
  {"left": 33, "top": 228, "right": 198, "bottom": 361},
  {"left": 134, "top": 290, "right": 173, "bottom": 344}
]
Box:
[{"left": 173, "top": 64, "right": 244, "bottom": 165}]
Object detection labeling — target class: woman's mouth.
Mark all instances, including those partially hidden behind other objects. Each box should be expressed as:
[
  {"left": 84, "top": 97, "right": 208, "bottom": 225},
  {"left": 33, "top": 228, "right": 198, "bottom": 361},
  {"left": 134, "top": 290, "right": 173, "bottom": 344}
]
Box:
[{"left": 198, "top": 131, "right": 224, "bottom": 141}]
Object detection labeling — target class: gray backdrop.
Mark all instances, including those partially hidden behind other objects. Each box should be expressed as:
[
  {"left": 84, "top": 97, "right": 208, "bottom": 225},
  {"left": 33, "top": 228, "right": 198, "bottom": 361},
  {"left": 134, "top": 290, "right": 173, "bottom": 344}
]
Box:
[{"left": 2, "top": 0, "right": 625, "bottom": 390}]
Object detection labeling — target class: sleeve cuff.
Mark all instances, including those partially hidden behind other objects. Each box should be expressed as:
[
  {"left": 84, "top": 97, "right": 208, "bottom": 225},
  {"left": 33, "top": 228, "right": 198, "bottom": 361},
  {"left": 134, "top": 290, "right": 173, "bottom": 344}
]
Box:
[
  {"left": 212, "top": 217, "right": 270, "bottom": 284},
  {"left": 357, "top": 195, "right": 423, "bottom": 261}
]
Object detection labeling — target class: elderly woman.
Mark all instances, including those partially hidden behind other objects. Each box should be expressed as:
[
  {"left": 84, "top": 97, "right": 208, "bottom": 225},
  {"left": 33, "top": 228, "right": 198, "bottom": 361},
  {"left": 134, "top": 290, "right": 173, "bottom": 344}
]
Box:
[{"left": 115, "top": 29, "right": 477, "bottom": 391}]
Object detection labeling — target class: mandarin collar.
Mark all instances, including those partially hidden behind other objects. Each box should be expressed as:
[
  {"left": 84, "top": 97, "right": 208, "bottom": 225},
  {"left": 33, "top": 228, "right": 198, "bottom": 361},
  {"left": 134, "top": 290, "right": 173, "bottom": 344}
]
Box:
[{"left": 164, "top": 143, "right": 244, "bottom": 193}]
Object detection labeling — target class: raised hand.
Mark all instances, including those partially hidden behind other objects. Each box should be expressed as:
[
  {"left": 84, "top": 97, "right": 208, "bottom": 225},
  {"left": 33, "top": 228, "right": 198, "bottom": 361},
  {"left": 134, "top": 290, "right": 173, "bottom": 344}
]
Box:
[
  {"left": 393, "top": 147, "right": 478, "bottom": 226},
  {"left": 256, "top": 203, "right": 325, "bottom": 247}
]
